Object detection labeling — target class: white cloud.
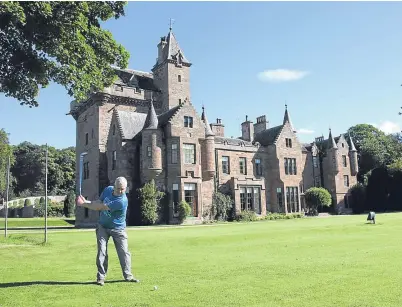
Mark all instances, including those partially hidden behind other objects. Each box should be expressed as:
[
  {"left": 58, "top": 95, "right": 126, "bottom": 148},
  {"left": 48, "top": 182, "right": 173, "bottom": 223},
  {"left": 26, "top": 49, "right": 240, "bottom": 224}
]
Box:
[
  {"left": 257, "top": 69, "right": 310, "bottom": 82},
  {"left": 377, "top": 121, "right": 401, "bottom": 134},
  {"left": 297, "top": 128, "right": 315, "bottom": 134}
]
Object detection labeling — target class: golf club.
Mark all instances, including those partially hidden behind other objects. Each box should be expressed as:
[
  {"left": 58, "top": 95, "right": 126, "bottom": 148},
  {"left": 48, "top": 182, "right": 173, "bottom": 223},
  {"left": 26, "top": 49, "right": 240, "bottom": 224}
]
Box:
[{"left": 78, "top": 152, "right": 88, "bottom": 196}]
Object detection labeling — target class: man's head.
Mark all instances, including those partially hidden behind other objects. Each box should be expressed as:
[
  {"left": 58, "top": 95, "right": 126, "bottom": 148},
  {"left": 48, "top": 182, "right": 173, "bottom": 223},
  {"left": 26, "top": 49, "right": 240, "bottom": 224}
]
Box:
[{"left": 113, "top": 177, "right": 128, "bottom": 196}]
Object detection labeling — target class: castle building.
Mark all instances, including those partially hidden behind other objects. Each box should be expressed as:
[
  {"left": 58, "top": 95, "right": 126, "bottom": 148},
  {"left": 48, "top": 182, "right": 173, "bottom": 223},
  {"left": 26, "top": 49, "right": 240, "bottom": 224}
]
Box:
[{"left": 68, "top": 26, "right": 358, "bottom": 227}]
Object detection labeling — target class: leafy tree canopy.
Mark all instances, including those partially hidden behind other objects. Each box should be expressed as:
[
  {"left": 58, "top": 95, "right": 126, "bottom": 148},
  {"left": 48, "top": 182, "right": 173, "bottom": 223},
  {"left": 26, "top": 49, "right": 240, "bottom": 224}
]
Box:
[{"left": 0, "top": 1, "right": 129, "bottom": 107}]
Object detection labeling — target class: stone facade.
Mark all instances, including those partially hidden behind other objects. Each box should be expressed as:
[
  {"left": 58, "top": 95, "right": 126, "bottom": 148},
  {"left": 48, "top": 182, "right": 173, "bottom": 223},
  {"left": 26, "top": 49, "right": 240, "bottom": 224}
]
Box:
[{"left": 69, "top": 27, "right": 359, "bottom": 227}]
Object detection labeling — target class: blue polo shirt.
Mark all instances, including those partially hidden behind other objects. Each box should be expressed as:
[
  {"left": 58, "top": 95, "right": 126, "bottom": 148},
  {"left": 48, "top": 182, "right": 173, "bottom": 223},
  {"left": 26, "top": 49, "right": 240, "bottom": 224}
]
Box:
[{"left": 98, "top": 186, "right": 128, "bottom": 229}]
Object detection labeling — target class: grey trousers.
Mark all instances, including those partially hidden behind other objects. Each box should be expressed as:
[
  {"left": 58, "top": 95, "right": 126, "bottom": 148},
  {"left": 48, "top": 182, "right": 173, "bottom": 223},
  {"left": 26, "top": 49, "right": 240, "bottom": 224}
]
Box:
[{"left": 96, "top": 224, "right": 134, "bottom": 281}]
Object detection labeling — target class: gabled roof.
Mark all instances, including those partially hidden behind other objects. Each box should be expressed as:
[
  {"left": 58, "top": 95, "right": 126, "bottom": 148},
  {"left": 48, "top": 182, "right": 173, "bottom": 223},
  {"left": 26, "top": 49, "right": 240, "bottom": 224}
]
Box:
[
  {"left": 253, "top": 125, "right": 284, "bottom": 146},
  {"left": 115, "top": 110, "right": 147, "bottom": 140},
  {"left": 157, "top": 104, "right": 184, "bottom": 127}
]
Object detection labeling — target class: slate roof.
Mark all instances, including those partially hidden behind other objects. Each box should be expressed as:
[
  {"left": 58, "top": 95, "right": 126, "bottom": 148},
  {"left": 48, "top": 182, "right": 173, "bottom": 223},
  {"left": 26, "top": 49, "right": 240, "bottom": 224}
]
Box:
[
  {"left": 144, "top": 102, "right": 158, "bottom": 129},
  {"left": 156, "top": 30, "right": 190, "bottom": 66},
  {"left": 114, "top": 69, "right": 160, "bottom": 92},
  {"left": 253, "top": 125, "right": 284, "bottom": 146},
  {"left": 115, "top": 110, "right": 147, "bottom": 140},
  {"left": 157, "top": 104, "right": 183, "bottom": 127},
  {"left": 215, "top": 137, "right": 253, "bottom": 146}
]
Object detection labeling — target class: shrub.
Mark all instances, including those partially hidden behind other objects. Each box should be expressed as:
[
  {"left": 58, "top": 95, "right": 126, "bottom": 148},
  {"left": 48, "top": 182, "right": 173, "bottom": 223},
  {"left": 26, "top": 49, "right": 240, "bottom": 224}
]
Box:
[
  {"left": 138, "top": 179, "right": 165, "bottom": 225},
  {"left": 18, "top": 199, "right": 24, "bottom": 207},
  {"left": 210, "top": 192, "right": 234, "bottom": 221},
  {"left": 64, "top": 190, "right": 76, "bottom": 217},
  {"left": 34, "top": 198, "right": 40, "bottom": 206},
  {"left": 178, "top": 200, "right": 191, "bottom": 223},
  {"left": 304, "top": 187, "right": 332, "bottom": 216},
  {"left": 350, "top": 183, "right": 366, "bottom": 214},
  {"left": 24, "top": 199, "right": 31, "bottom": 207},
  {"left": 236, "top": 210, "right": 258, "bottom": 222}
]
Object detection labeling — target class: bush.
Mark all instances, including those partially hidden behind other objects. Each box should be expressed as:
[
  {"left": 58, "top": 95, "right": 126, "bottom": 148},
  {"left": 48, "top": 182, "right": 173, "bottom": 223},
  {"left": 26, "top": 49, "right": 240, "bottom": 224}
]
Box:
[
  {"left": 350, "top": 183, "right": 366, "bottom": 214},
  {"left": 24, "top": 199, "right": 31, "bottom": 207},
  {"left": 18, "top": 199, "right": 24, "bottom": 207},
  {"left": 34, "top": 198, "right": 40, "bottom": 206},
  {"left": 210, "top": 192, "right": 234, "bottom": 221},
  {"left": 64, "top": 190, "right": 76, "bottom": 217},
  {"left": 138, "top": 179, "right": 165, "bottom": 225},
  {"left": 304, "top": 187, "right": 332, "bottom": 216},
  {"left": 236, "top": 210, "right": 258, "bottom": 222},
  {"left": 178, "top": 200, "right": 191, "bottom": 223}
]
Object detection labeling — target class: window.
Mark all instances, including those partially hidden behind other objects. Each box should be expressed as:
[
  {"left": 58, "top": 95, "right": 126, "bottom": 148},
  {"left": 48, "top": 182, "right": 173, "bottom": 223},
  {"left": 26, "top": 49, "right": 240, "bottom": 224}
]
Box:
[
  {"left": 112, "top": 125, "right": 116, "bottom": 135},
  {"left": 286, "top": 187, "right": 299, "bottom": 213},
  {"left": 239, "top": 157, "right": 247, "bottom": 175},
  {"left": 184, "top": 116, "right": 193, "bottom": 128},
  {"left": 112, "top": 151, "right": 116, "bottom": 170},
  {"left": 178, "top": 75, "right": 182, "bottom": 82},
  {"left": 222, "top": 156, "right": 229, "bottom": 174},
  {"left": 147, "top": 146, "right": 152, "bottom": 157},
  {"left": 342, "top": 155, "right": 347, "bottom": 167},
  {"left": 184, "top": 183, "right": 197, "bottom": 216},
  {"left": 171, "top": 144, "right": 178, "bottom": 164},
  {"left": 91, "top": 129, "right": 95, "bottom": 139},
  {"left": 276, "top": 188, "right": 283, "bottom": 209},
  {"left": 344, "top": 175, "right": 349, "bottom": 187},
  {"left": 285, "top": 138, "right": 292, "bottom": 148},
  {"left": 284, "top": 158, "right": 297, "bottom": 175},
  {"left": 255, "top": 158, "right": 262, "bottom": 176},
  {"left": 240, "top": 186, "right": 261, "bottom": 213},
  {"left": 83, "top": 162, "right": 89, "bottom": 179},
  {"left": 313, "top": 156, "right": 318, "bottom": 168},
  {"left": 173, "top": 184, "right": 179, "bottom": 216},
  {"left": 85, "top": 133, "right": 88, "bottom": 145},
  {"left": 179, "top": 99, "right": 182, "bottom": 104},
  {"left": 186, "top": 171, "right": 194, "bottom": 177},
  {"left": 342, "top": 143, "right": 345, "bottom": 148},
  {"left": 183, "top": 143, "right": 195, "bottom": 164},
  {"left": 135, "top": 87, "right": 140, "bottom": 93}
]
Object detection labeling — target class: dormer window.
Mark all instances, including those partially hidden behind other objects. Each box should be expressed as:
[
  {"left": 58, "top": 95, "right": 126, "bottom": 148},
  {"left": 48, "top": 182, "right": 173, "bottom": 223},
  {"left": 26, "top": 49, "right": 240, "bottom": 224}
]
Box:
[
  {"left": 135, "top": 87, "right": 140, "bottom": 93},
  {"left": 184, "top": 116, "right": 193, "bottom": 128}
]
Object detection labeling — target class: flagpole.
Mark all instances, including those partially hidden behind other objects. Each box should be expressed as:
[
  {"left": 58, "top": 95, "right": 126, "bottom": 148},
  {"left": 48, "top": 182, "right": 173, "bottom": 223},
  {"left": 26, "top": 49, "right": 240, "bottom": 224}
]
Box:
[
  {"left": 44, "top": 144, "right": 48, "bottom": 243},
  {"left": 4, "top": 155, "right": 10, "bottom": 238}
]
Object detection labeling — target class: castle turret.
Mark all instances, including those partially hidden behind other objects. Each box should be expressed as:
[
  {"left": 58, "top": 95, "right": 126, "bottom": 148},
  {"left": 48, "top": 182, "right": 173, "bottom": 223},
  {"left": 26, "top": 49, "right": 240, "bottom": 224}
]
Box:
[
  {"left": 349, "top": 133, "right": 359, "bottom": 175},
  {"left": 201, "top": 106, "right": 216, "bottom": 180},
  {"left": 142, "top": 101, "right": 162, "bottom": 181},
  {"left": 327, "top": 128, "right": 339, "bottom": 173}
]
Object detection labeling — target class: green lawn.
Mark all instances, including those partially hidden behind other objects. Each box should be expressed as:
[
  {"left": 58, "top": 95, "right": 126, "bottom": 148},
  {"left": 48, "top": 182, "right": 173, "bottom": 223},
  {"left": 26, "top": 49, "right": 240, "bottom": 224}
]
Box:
[
  {"left": 1, "top": 214, "right": 402, "bottom": 307},
  {"left": 0, "top": 217, "right": 75, "bottom": 228}
]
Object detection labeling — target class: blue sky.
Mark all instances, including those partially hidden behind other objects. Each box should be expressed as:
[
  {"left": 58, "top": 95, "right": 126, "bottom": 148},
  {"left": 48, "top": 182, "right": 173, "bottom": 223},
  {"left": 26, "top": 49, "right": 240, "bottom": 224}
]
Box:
[{"left": 2, "top": 1, "right": 402, "bottom": 148}]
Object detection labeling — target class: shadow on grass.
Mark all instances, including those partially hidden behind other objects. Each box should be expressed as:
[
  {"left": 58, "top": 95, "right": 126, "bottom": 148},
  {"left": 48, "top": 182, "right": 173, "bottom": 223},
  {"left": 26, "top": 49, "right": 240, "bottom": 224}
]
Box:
[
  {"left": 64, "top": 219, "right": 75, "bottom": 226},
  {"left": 0, "top": 280, "right": 128, "bottom": 288}
]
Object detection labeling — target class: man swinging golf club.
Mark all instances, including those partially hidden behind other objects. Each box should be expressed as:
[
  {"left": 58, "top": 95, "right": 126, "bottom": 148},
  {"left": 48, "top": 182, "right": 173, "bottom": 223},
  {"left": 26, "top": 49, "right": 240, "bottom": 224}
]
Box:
[{"left": 76, "top": 176, "right": 139, "bottom": 286}]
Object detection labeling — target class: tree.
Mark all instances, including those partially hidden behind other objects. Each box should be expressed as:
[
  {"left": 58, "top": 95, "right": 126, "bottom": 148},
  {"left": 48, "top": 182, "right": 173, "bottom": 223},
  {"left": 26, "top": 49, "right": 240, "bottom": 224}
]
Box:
[
  {"left": 304, "top": 187, "right": 332, "bottom": 216},
  {"left": 0, "top": 129, "right": 14, "bottom": 199},
  {"left": 64, "top": 190, "right": 75, "bottom": 218},
  {"left": 138, "top": 180, "right": 165, "bottom": 225},
  {"left": 347, "top": 124, "right": 402, "bottom": 179},
  {"left": 0, "top": 1, "right": 129, "bottom": 107}
]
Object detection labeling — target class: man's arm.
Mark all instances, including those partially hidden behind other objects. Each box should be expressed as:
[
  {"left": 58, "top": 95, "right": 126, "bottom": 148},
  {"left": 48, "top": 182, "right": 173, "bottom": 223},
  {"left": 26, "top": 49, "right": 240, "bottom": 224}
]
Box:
[
  {"left": 80, "top": 200, "right": 109, "bottom": 211},
  {"left": 76, "top": 196, "right": 109, "bottom": 211}
]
